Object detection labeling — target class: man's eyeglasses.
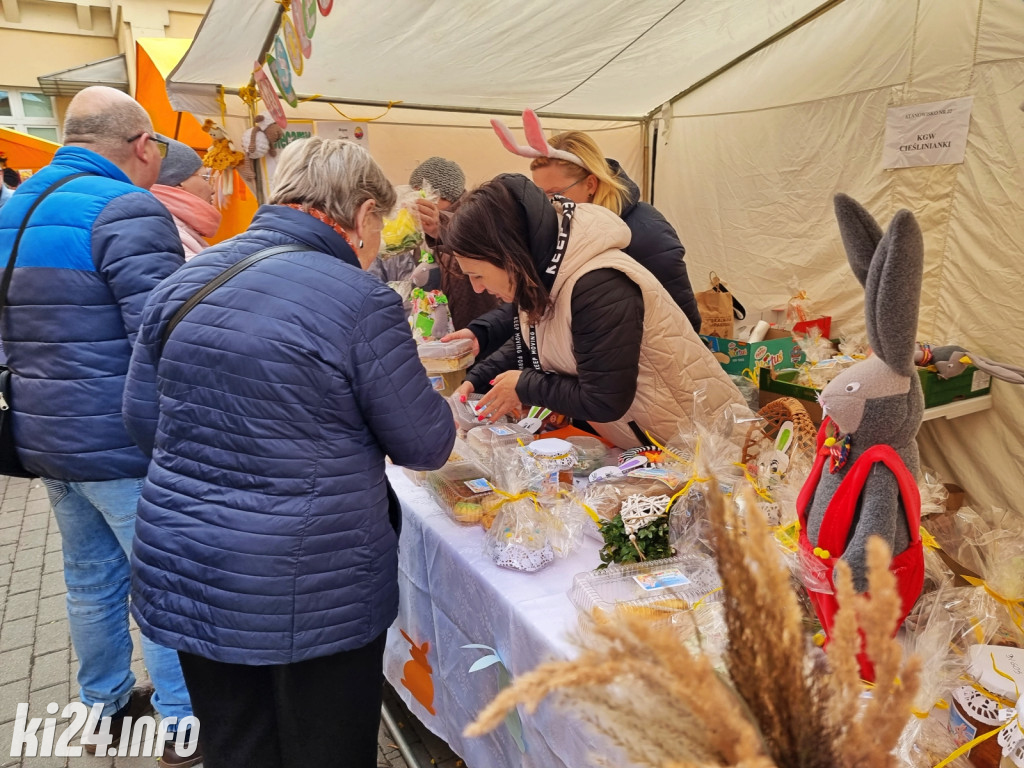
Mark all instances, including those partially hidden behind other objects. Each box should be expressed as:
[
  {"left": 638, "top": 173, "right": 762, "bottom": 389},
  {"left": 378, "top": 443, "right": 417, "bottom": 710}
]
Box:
[
  {"left": 126, "top": 133, "right": 169, "bottom": 159},
  {"left": 548, "top": 176, "right": 585, "bottom": 200}
]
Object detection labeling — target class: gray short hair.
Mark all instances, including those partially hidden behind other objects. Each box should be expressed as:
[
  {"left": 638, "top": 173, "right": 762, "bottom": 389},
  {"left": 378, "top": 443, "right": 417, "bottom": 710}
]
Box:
[
  {"left": 269, "top": 137, "right": 396, "bottom": 227},
  {"left": 63, "top": 87, "right": 152, "bottom": 161}
]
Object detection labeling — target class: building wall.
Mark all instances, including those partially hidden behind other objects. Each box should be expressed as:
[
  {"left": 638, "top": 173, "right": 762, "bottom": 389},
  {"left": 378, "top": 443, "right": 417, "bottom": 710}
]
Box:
[{"left": 0, "top": 0, "right": 208, "bottom": 140}]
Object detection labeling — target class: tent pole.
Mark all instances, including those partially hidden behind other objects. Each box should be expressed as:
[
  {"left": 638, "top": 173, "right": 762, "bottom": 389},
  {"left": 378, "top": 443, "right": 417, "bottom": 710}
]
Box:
[
  {"left": 647, "top": 0, "right": 849, "bottom": 120},
  {"left": 641, "top": 117, "right": 651, "bottom": 203},
  {"left": 214, "top": 86, "right": 641, "bottom": 123}
]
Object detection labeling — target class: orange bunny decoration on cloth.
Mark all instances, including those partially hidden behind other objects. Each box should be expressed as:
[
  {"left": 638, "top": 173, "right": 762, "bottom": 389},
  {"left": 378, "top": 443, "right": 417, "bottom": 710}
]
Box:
[{"left": 399, "top": 629, "right": 437, "bottom": 716}]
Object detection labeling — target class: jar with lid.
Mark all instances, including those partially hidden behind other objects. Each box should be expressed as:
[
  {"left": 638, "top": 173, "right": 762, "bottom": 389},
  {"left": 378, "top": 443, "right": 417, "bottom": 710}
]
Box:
[{"left": 523, "top": 437, "right": 578, "bottom": 500}]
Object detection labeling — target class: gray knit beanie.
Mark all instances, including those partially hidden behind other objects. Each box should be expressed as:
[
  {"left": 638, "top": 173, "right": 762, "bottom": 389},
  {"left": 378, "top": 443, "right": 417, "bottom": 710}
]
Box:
[
  {"left": 157, "top": 137, "right": 204, "bottom": 187},
  {"left": 408, "top": 156, "right": 465, "bottom": 203}
]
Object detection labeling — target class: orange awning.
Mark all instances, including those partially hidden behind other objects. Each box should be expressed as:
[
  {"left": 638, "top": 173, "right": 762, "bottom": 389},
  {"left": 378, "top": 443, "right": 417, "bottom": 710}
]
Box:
[
  {"left": 136, "top": 38, "right": 257, "bottom": 244},
  {"left": 0, "top": 127, "right": 60, "bottom": 174}
]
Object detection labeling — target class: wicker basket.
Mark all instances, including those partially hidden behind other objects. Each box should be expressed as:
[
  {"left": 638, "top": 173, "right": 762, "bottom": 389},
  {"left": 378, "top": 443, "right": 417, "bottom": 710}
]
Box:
[{"left": 741, "top": 396, "right": 817, "bottom": 467}]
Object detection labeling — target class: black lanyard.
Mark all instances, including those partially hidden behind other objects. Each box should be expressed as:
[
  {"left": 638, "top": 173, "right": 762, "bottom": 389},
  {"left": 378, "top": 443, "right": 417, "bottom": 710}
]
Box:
[{"left": 514, "top": 197, "right": 576, "bottom": 372}]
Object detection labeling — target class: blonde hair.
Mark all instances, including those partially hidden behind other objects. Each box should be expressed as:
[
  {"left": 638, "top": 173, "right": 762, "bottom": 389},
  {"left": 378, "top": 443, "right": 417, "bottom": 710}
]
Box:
[
  {"left": 269, "top": 137, "right": 396, "bottom": 227},
  {"left": 529, "top": 131, "right": 629, "bottom": 216}
]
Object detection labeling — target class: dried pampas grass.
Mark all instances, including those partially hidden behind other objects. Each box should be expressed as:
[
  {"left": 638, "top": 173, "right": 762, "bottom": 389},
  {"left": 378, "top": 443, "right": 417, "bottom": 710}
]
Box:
[{"left": 465, "top": 482, "right": 921, "bottom": 768}]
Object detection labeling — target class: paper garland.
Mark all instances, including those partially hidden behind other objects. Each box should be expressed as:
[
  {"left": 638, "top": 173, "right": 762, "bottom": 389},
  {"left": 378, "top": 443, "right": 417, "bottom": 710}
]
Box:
[
  {"left": 302, "top": 0, "right": 317, "bottom": 48},
  {"left": 253, "top": 62, "right": 287, "bottom": 128},
  {"left": 266, "top": 35, "right": 297, "bottom": 108},
  {"left": 291, "top": 0, "right": 313, "bottom": 60},
  {"left": 263, "top": 0, "right": 321, "bottom": 109},
  {"left": 281, "top": 14, "right": 304, "bottom": 77}
]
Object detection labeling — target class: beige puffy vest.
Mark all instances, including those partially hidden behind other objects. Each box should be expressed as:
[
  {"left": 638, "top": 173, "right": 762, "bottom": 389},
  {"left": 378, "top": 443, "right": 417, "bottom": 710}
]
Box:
[{"left": 521, "top": 204, "right": 745, "bottom": 448}]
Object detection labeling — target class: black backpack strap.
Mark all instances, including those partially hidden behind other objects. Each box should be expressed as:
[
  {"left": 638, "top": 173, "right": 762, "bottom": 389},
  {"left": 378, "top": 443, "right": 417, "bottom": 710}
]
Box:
[
  {"left": 0, "top": 172, "right": 91, "bottom": 314},
  {"left": 157, "top": 244, "right": 308, "bottom": 359}
]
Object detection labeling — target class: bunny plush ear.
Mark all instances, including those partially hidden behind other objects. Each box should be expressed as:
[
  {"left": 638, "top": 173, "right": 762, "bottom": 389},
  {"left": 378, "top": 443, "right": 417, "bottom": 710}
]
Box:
[
  {"left": 834, "top": 193, "right": 883, "bottom": 287},
  {"left": 864, "top": 208, "right": 924, "bottom": 377},
  {"left": 490, "top": 109, "right": 587, "bottom": 168}
]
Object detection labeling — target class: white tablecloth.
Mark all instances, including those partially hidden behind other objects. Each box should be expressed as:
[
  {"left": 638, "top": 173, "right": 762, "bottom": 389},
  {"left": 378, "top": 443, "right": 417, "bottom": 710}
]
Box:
[{"left": 382, "top": 464, "right": 609, "bottom": 768}]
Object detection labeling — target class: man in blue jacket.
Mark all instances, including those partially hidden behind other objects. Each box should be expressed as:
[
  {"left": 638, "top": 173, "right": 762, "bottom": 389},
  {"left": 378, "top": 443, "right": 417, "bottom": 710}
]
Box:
[{"left": 0, "top": 86, "right": 198, "bottom": 767}]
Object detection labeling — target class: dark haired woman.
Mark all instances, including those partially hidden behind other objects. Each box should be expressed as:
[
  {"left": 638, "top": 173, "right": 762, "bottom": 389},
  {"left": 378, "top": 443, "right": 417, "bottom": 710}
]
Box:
[{"left": 446, "top": 174, "right": 744, "bottom": 449}]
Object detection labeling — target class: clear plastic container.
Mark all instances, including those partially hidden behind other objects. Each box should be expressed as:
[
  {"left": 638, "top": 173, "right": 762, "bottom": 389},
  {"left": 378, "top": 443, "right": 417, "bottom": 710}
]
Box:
[
  {"left": 569, "top": 554, "right": 722, "bottom": 625},
  {"left": 417, "top": 339, "right": 475, "bottom": 373},
  {"left": 422, "top": 460, "right": 497, "bottom": 525},
  {"left": 466, "top": 423, "right": 535, "bottom": 462},
  {"left": 448, "top": 393, "right": 508, "bottom": 432},
  {"left": 566, "top": 435, "right": 609, "bottom": 476}
]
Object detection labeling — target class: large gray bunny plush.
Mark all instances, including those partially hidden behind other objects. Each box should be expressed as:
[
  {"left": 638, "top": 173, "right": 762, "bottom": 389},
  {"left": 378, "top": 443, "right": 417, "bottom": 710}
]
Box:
[{"left": 799, "top": 194, "right": 925, "bottom": 611}]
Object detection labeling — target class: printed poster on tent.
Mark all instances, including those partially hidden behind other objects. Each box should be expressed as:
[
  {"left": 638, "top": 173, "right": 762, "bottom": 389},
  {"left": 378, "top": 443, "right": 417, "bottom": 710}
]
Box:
[
  {"left": 882, "top": 96, "right": 973, "bottom": 169},
  {"left": 315, "top": 121, "right": 368, "bottom": 147}
]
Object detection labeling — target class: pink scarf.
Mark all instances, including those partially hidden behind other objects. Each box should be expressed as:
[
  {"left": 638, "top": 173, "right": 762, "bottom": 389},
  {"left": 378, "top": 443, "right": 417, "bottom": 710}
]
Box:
[{"left": 151, "top": 185, "right": 222, "bottom": 258}]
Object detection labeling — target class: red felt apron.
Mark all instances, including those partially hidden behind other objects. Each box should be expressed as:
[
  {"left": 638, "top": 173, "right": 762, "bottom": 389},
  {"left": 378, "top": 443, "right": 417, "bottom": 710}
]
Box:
[{"left": 796, "top": 418, "right": 924, "bottom": 681}]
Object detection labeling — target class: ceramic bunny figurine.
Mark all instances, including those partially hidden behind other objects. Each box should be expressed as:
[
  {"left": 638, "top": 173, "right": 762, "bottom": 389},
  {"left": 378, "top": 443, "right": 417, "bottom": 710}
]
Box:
[{"left": 797, "top": 194, "right": 925, "bottom": 671}]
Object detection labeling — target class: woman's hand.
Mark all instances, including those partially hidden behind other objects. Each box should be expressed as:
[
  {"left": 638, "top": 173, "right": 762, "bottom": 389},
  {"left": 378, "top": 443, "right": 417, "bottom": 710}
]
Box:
[
  {"left": 474, "top": 370, "right": 523, "bottom": 422},
  {"left": 415, "top": 198, "right": 441, "bottom": 240},
  {"left": 454, "top": 381, "right": 474, "bottom": 403},
  {"left": 440, "top": 328, "right": 480, "bottom": 357}
]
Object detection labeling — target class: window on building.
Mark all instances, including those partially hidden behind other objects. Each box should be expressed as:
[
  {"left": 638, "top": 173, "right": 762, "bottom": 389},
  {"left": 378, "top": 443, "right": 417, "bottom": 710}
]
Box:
[{"left": 0, "top": 89, "right": 59, "bottom": 143}]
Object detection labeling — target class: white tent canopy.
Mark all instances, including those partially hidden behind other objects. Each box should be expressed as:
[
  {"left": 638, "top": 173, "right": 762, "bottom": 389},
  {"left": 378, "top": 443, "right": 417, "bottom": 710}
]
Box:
[
  {"left": 168, "top": 0, "right": 1024, "bottom": 514},
  {"left": 168, "top": 0, "right": 835, "bottom": 119}
]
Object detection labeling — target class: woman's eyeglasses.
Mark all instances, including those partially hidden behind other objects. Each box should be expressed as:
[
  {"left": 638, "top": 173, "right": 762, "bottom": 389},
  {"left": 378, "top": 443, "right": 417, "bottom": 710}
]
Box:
[
  {"left": 125, "top": 133, "right": 169, "bottom": 158},
  {"left": 548, "top": 177, "right": 585, "bottom": 200}
]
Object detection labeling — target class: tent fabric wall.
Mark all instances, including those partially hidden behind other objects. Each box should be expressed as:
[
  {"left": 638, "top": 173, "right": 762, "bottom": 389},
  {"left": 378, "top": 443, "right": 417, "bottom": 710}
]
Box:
[{"left": 655, "top": 0, "right": 1024, "bottom": 513}]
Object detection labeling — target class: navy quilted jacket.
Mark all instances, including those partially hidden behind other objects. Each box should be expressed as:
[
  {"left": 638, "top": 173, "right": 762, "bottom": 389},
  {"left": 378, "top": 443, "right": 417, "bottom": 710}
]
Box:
[
  {"left": 0, "top": 147, "right": 185, "bottom": 480},
  {"left": 126, "top": 205, "right": 455, "bottom": 664}
]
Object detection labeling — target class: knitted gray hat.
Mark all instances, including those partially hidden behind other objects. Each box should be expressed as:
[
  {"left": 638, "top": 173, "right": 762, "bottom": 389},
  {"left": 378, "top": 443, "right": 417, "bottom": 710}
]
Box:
[
  {"left": 408, "top": 156, "right": 465, "bottom": 203},
  {"left": 156, "top": 137, "right": 203, "bottom": 187}
]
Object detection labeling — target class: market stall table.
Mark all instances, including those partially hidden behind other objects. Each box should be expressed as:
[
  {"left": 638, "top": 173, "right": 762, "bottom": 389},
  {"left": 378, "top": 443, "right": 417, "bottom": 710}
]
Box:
[{"left": 382, "top": 464, "right": 615, "bottom": 768}]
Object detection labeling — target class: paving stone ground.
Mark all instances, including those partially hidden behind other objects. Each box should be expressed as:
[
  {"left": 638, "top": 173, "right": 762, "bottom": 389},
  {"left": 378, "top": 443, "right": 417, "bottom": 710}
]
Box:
[{"left": 0, "top": 475, "right": 464, "bottom": 768}]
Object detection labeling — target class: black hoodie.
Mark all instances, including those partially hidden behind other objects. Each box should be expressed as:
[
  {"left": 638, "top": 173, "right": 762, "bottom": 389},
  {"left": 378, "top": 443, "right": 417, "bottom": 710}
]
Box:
[
  {"left": 467, "top": 163, "right": 700, "bottom": 359},
  {"left": 465, "top": 175, "right": 645, "bottom": 423}
]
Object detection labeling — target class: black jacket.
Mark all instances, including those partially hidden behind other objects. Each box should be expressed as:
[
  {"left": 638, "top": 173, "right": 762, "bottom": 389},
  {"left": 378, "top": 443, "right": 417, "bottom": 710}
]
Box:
[
  {"left": 467, "top": 162, "right": 699, "bottom": 359},
  {"left": 612, "top": 160, "right": 701, "bottom": 331},
  {"left": 465, "top": 176, "right": 645, "bottom": 422}
]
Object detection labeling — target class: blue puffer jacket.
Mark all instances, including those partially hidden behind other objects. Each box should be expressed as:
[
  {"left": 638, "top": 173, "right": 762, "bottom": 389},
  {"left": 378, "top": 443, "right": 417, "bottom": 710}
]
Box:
[
  {"left": 0, "top": 147, "right": 185, "bottom": 481},
  {"left": 126, "top": 205, "right": 456, "bottom": 665}
]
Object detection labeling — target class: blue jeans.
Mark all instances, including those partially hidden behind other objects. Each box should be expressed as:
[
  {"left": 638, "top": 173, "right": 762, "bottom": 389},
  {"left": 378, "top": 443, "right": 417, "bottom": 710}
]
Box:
[{"left": 42, "top": 477, "right": 192, "bottom": 722}]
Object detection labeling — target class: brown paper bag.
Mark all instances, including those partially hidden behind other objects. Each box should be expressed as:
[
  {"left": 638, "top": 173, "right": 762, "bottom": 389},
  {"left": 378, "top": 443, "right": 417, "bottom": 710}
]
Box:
[{"left": 696, "top": 272, "right": 739, "bottom": 337}]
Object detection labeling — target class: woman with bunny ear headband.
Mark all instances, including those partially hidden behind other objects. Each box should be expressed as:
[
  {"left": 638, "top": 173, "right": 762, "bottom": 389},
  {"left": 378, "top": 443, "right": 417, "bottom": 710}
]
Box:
[
  {"left": 443, "top": 110, "right": 702, "bottom": 361},
  {"left": 796, "top": 193, "right": 926, "bottom": 682}
]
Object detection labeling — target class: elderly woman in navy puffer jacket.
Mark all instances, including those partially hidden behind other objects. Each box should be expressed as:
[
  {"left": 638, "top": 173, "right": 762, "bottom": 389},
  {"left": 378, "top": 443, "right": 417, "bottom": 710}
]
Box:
[{"left": 123, "top": 137, "right": 456, "bottom": 768}]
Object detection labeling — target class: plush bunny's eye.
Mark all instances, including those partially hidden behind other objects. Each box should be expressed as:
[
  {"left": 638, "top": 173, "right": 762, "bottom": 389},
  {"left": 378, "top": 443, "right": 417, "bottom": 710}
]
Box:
[{"left": 845, "top": 382, "right": 861, "bottom": 393}]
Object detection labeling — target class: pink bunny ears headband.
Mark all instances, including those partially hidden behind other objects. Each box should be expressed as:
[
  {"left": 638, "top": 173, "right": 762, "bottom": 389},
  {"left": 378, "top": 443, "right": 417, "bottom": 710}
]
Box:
[{"left": 490, "top": 109, "right": 586, "bottom": 169}]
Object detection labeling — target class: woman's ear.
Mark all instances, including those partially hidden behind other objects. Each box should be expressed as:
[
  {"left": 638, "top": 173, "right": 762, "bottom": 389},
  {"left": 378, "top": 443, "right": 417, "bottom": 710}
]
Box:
[
  {"left": 354, "top": 199, "right": 376, "bottom": 240},
  {"left": 585, "top": 174, "right": 598, "bottom": 200}
]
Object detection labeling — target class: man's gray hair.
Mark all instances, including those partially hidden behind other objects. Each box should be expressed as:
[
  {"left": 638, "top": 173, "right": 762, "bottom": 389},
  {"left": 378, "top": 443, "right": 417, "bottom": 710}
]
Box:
[{"left": 269, "top": 137, "right": 396, "bottom": 227}]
